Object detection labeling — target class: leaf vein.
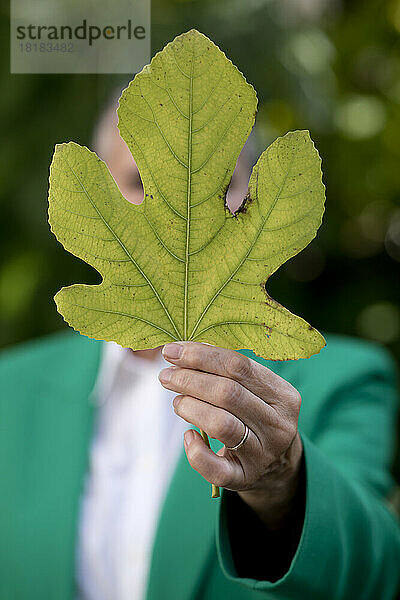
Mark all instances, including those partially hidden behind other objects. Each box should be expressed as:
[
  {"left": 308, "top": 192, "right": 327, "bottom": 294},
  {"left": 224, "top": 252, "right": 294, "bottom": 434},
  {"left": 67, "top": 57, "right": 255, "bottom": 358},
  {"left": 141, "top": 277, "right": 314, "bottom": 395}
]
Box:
[
  {"left": 67, "top": 302, "right": 178, "bottom": 339},
  {"left": 63, "top": 154, "right": 182, "bottom": 339}
]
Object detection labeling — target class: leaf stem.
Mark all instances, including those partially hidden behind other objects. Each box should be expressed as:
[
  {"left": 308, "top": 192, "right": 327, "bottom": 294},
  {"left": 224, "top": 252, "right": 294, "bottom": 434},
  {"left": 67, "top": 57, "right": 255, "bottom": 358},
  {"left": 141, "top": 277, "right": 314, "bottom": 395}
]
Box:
[{"left": 199, "top": 429, "right": 220, "bottom": 498}]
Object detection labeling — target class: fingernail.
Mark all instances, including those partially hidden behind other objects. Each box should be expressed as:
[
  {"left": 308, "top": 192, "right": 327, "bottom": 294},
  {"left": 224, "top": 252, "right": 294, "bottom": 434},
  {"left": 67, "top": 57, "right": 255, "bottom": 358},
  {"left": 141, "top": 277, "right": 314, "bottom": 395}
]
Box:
[
  {"left": 159, "top": 367, "right": 172, "bottom": 383},
  {"left": 184, "top": 429, "right": 195, "bottom": 447},
  {"left": 162, "top": 343, "right": 183, "bottom": 360}
]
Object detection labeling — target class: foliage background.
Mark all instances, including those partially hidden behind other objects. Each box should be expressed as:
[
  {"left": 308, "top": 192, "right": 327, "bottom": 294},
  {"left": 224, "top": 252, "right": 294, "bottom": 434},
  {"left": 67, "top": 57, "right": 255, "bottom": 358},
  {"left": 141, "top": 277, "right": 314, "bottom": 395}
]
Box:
[{"left": 1, "top": 0, "right": 399, "bottom": 431}]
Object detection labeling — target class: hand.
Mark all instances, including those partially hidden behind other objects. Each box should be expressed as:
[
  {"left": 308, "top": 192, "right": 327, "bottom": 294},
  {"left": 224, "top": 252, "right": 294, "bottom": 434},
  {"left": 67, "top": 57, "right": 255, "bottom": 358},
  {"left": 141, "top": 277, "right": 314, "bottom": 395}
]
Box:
[{"left": 158, "top": 341, "right": 303, "bottom": 529}]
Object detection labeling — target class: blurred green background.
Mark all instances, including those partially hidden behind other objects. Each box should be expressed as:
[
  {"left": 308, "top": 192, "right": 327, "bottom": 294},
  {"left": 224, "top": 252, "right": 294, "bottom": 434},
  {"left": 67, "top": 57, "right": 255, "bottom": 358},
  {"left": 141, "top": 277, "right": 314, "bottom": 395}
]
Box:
[{"left": 1, "top": 0, "right": 399, "bottom": 365}]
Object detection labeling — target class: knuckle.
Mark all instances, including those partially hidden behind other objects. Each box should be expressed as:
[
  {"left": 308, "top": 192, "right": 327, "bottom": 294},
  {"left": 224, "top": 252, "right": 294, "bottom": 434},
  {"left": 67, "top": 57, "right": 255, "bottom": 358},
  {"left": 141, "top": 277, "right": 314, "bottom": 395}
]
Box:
[
  {"left": 175, "top": 369, "right": 191, "bottom": 389},
  {"left": 278, "top": 423, "right": 297, "bottom": 450},
  {"left": 286, "top": 422, "right": 298, "bottom": 441},
  {"left": 186, "top": 343, "right": 201, "bottom": 366},
  {"left": 216, "top": 379, "right": 239, "bottom": 406},
  {"left": 287, "top": 387, "right": 302, "bottom": 413},
  {"left": 225, "top": 352, "right": 251, "bottom": 380},
  {"left": 217, "top": 415, "right": 237, "bottom": 441}
]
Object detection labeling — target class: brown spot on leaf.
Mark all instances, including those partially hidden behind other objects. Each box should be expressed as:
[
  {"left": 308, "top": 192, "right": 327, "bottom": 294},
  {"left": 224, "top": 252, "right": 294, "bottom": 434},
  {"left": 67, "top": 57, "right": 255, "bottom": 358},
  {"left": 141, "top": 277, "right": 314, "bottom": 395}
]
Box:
[{"left": 233, "top": 191, "right": 253, "bottom": 216}]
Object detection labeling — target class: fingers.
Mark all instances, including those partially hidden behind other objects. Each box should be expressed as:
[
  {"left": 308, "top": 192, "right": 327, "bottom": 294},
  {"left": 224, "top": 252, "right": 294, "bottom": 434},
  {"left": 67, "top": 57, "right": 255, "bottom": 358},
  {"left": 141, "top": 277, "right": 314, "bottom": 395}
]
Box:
[
  {"left": 158, "top": 365, "right": 271, "bottom": 433},
  {"left": 173, "top": 394, "right": 258, "bottom": 452},
  {"left": 183, "top": 429, "right": 244, "bottom": 489},
  {"left": 162, "top": 341, "right": 297, "bottom": 407}
]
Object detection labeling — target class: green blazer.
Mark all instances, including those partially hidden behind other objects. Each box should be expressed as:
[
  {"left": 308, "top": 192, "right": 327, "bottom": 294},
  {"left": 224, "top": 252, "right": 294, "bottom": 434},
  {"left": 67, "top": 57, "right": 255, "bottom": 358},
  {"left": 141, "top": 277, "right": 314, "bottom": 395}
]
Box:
[{"left": 0, "top": 331, "right": 399, "bottom": 599}]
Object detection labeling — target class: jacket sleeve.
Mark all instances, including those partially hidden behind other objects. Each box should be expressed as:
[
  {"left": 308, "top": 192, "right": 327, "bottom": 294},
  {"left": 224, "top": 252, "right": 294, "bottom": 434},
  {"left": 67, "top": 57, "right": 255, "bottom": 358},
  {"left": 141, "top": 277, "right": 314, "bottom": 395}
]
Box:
[{"left": 215, "top": 343, "right": 400, "bottom": 600}]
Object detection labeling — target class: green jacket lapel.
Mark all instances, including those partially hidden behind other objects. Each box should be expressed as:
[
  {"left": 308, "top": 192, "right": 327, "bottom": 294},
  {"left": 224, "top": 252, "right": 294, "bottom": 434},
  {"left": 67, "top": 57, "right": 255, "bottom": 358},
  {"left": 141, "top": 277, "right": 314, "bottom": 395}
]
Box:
[
  {"left": 145, "top": 438, "right": 223, "bottom": 600},
  {"left": 0, "top": 332, "right": 101, "bottom": 599}
]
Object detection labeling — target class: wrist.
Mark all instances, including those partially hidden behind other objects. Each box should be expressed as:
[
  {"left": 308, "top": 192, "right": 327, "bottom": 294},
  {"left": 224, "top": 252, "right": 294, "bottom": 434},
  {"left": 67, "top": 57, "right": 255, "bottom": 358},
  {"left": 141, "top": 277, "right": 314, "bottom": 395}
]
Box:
[{"left": 238, "top": 433, "right": 303, "bottom": 529}]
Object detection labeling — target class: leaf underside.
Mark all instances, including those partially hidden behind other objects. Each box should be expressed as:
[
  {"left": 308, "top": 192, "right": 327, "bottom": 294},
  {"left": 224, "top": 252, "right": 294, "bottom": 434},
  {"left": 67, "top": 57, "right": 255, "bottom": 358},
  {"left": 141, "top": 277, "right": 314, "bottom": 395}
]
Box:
[{"left": 48, "top": 29, "right": 326, "bottom": 360}]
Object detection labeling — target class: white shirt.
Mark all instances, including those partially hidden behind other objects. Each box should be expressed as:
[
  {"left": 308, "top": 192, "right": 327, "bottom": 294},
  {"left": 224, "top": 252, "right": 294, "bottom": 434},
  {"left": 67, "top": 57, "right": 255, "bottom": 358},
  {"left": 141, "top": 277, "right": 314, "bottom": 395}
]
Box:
[{"left": 76, "top": 341, "right": 189, "bottom": 600}]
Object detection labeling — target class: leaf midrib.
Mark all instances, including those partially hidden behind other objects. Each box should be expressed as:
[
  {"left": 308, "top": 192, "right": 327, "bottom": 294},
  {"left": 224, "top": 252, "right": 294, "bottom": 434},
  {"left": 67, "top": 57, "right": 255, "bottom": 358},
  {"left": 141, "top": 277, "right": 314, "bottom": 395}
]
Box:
[{"left": 183, "top": 50, "right": 194, "bottom": 339}]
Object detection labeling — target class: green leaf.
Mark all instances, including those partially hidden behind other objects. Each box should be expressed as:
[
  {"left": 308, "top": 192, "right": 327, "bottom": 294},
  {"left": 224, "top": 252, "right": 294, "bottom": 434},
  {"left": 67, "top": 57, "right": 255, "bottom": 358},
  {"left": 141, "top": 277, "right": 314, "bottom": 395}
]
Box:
[{"left": 48, "top": 29, "right": 326, "bottom": 360}]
